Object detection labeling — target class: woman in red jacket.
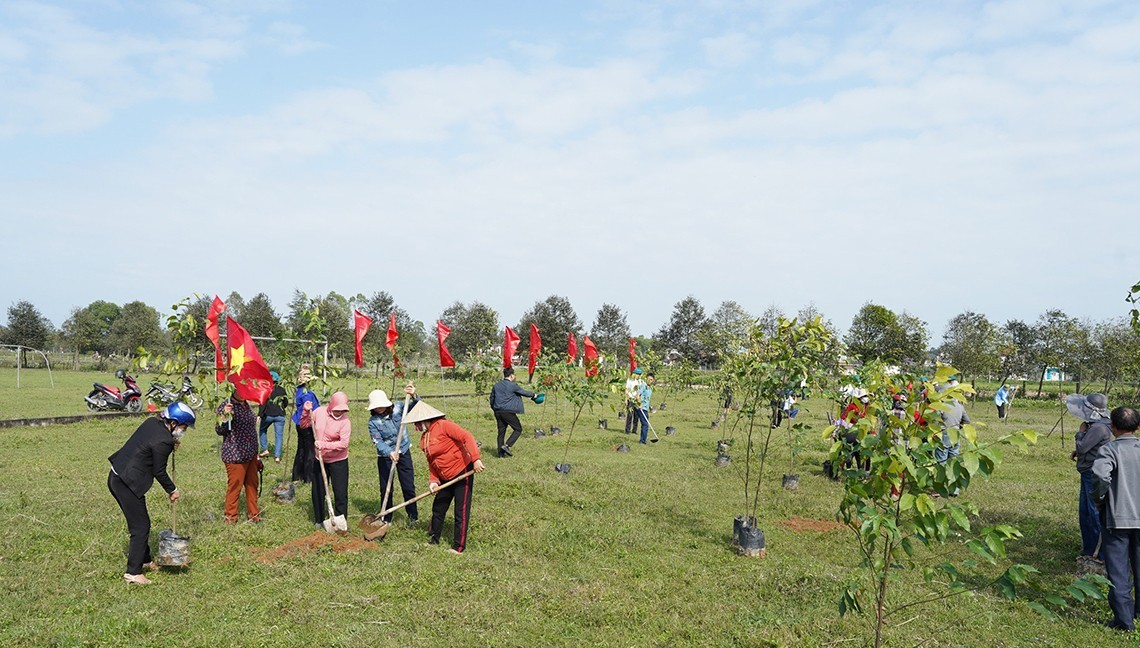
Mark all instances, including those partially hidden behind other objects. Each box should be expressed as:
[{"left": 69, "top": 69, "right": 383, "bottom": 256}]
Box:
[{"left": 404, "top": 402, "right": 485, "bottom": 554}]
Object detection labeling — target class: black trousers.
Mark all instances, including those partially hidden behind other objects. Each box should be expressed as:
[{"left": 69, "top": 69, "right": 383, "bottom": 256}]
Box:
[
  {"left": 624, "top": 399, "right": 638, "bottom": 433},
  {"left": 108, "top": 471, "right": 151, "bottom": 575},
  {"left": 311, "top": 458, "right": 348, "bottom": 524},
  {"left": 377, "top": 452, "right": 418, "bottom": 523},
  {"left": 430, "top": 467, "right": 474, "bottom": 552},
  {"left": 996, "top": 404, "right": 1007, "bottom": 419},
  {"left": 494, "top": 411, "right": 522, "bottom": 450}
]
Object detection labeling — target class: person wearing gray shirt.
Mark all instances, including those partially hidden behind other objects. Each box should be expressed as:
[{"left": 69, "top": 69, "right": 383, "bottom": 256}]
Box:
[
  {"left": 1090, "top": 407, "right": 1140, "bottom": 632},
  {"left": 1070, "top": 393, "right": 1113, "bottom": 558}
]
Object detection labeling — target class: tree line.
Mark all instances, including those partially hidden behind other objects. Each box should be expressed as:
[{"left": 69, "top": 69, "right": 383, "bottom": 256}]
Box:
[{"left": 3, "top": 294, "right": 1138, "bottom": 396}]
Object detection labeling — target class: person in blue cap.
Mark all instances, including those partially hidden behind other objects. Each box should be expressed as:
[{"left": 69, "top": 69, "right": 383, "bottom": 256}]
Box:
[{"left": 259, "top": 370, "right": 290, "bottom": 463}]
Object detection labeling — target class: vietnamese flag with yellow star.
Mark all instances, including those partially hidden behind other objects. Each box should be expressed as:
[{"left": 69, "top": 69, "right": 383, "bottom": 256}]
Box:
[
  {"left": 225, "top": 316, "right": 274, "bottom": 404},
  {"left": 205, "top": 295, "right": 226, "bottom": 382}
]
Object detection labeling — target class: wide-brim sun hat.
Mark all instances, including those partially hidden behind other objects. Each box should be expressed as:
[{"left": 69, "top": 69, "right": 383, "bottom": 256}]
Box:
[
  {"left": 367, "top": 389, "right": 393, "bottom": 410},
  {"left": 1066, "top": 393, "right": 1109, "bottom": 422},
  {"left": 402, "top": 401, "right": 446, "bottom": 425}
]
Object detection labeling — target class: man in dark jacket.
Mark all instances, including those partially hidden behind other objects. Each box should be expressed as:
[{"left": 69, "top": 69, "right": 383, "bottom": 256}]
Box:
[
  {"left": 108, "top": 402, "right": 195, "bottom": 585},
  {"left": 1071, "top": 393, "right": 1113, "bottom": 559},
  {"left": 490, "top": 367, "right": 535, "bottom": 458},
  {"left": 1091, "top": 406, "right": 1140, "bottom": 631}
]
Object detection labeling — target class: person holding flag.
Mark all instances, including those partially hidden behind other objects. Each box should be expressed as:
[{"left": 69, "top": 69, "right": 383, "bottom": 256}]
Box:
[
  {"left": 490, "top": 367, "right": 537, "bottom": 458},
  {"left": 216, "top": 393, "right": 261, "bottom": 524},
  {"left": 216, "top": 316, "right": 274, "bottom": 524}
]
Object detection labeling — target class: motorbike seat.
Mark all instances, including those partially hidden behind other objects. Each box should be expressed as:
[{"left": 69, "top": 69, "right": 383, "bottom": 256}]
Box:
[{"left": 104, "top": 385, "right": 121, "bottom": 396}]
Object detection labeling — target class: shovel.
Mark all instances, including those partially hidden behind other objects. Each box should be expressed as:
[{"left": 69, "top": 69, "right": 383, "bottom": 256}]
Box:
[
  {"left": 156, "top": 449, "right": 190, "bottom": 567},
  {"left": 647, "top": 419, "right": 661, "bottom": 443},
  {"left": 363, "top": 470, "right": 474, "bottom": 541},
  {"left": 316, "top": 446, "right": 347, "bottom": 534}
]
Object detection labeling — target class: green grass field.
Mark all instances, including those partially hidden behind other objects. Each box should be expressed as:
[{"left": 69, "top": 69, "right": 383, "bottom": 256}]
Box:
[{"left": 0, "top": 368, "right": 1131, "bottom": 646}]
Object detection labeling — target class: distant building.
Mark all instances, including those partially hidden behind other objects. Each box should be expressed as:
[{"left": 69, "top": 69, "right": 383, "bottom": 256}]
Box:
[{"left": 1042, "top": 367, "right": 1066, "bottom": 382}]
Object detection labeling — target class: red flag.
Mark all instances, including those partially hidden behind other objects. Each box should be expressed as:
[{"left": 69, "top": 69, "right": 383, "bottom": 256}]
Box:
[
  {"left": 528, "top": 323, "right": 541, "bottom": 379},
  {"left": 583, "top": 336, "right": 599, "bottom": 377},
  {"left": 353, "top": 309, "right": 373, "bottom": 368},
  {"left": 385, "top": 312, "right": 398, "bottom": 350},
  {"left": 503, "top": 326, "right": 521, "bottom": 369},
  {"left": 225, "top": 316, "right": 274, "bottom": 404},
  {"left": 437, "top": 320, "right": 456, "bottom": 368},
  {"left": 205, "top": 295, "right": 226, "bottom": 382},
  {"left": 567, "top": 332, "right": 578, "bottom": 364},
  {"left": 629, "top": 337, "right": 637, "bottom": 373},
  {"left": 385, "top": 312, "right": 399, "bottom": 368}
]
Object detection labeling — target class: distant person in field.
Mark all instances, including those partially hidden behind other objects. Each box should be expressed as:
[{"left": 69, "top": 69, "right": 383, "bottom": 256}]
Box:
[
  {"left": 625, "top": 368, "right": 645, "bottom": 434},
  {"left": 259, "top": 371, "right": 289, "bottom": 463},
  {"left": 994, "top": 384, "right": 1012, "bottom": 420},
  {"left": 107, "top": 402, "right": 194, "bottom": 585},
  {"left": 291, "top": 366, "right": 320, "bottom": 485},
  {"left": 1069, "top": 393, "right": 1113, "bottom": 560},
  {"left": 408, "top": 401, "right": 485, "bottom": 554},
  {"left": 635, "top": 373, "right": 656, "bottom": 444},
  {"left": 1091, "top": 406, "right": 1140, "bottom": 631},
  {"left": 490, "top": 367, "right": 536, "bottom": 458},
  {"left": 216, "top": 394, "right": 261, "bottom": 524}
]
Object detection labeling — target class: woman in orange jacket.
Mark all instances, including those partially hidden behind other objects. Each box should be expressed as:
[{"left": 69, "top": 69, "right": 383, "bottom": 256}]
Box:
[{"left": 404, "top": 401, "right": 485, "bottom": 554}]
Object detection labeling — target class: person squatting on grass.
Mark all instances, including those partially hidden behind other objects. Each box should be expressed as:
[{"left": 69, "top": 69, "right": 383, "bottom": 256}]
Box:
[
  {"left": 635, "top": 373, "right": 656, "bottom": 444},
  {"left": 368, "top": 383, "right": 419, "bottom": 524},
  {"left": 625, "top": 368, "right": 645, "bottom": 434},
  {"left": 1090, "top": 406, "right": 1140, "bottom": 631},
  {"left": 216, "top": 395, "right": 261, "bottom": 524},
  {"left": 258, "top": 371, "right": 289, "bottom": 463},
  {"left": 409, "top": 401, "right": 485, "bottom": 554},
  {"left": 107, "top": 402, "right": 194, "bottom": 585},
  {"left": 290, "top": 367, "right": 320, "bottom": 485},
  {"left": 311, "top": 392, "right": 351, "bottom": 527},
  {"left": 490, "top": 367, "right": 535, "bottom": 458},
  {"left": 1069, "top": 393, "right": 1113, "bottom": 559}
]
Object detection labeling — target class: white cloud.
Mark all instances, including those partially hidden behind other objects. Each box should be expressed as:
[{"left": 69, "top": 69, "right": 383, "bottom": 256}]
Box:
[{"left": 702, "top": 32, "right": 757, "bottom": 67}]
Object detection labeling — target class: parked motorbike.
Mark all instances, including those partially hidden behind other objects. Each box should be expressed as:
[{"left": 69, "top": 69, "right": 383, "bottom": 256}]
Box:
[
  {"left": 146, "top": 375, "right": 205, "bottom": 409},
  {"left": 86, "top": 369, "right": 143, "bottom": 413}
]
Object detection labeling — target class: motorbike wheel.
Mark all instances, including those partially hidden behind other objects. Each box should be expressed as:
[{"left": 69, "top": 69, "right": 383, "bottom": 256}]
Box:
[
  {"left": 126, "top": 398, "right": 143, "bottom": 414},
  {"left": 86, "top": 391, "right": 103, "bottom": 411},
  {"left": 185, "top": 392, "right": 204, "bottom": 409}
]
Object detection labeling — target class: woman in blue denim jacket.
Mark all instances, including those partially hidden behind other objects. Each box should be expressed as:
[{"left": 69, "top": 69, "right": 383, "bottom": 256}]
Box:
[{"left": 368, "top": 382, "right": 419, "bottom": 524}]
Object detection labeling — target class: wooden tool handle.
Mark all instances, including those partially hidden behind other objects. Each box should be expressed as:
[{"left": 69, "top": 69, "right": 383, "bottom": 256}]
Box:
[{"left": 380, "top": 470, "right": 475, "bottom": 516}]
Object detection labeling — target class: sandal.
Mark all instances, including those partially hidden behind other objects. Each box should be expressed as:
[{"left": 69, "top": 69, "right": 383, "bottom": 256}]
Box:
[
  {"left": 142, "top": 561, "right": 159, "bottom": 572},
  {"left": 124, "top": 573, "right": 153, "bottom": 585},
  {"left": 259, "top": 450, "right": 270, "bottom": 458}
]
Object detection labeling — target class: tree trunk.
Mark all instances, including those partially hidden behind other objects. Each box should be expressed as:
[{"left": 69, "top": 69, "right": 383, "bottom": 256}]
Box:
[{"left": 1036, "top": 365, "right": 1047, "bottom": 398}]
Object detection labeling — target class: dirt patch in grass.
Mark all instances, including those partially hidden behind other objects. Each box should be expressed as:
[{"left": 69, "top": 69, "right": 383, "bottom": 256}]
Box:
[
  {"left": 251, "top": 531, "right": 379, "bottom": 563},
  {"left": 778, "top": 516, "right": 843, "bottom": 533}
]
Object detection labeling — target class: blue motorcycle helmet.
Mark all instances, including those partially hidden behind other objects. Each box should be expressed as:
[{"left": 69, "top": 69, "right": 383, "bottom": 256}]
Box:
[{"left": 162, "top": 401, "right": 196, "bottom": 427}]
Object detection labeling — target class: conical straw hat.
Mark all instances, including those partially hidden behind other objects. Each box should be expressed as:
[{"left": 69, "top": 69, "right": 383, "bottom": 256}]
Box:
[{"left": 402, "top": 401, "right": 446, "bottom": 425}]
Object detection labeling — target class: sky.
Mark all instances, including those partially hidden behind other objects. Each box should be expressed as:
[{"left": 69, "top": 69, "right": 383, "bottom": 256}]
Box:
[{"left": 3, "top": 0, "right": 1139, "bottom": 340}]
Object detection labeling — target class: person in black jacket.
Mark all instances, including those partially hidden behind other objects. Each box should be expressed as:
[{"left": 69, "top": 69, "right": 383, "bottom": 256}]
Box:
[
  {"left": 258, "top": 371, "right": 289, "bottom": 463},
  {"left": 107, "top": 402, "right": 195, "bottom": 585},
  {"left": 490, "top": 367, "right": 535, "bottom": 458}
]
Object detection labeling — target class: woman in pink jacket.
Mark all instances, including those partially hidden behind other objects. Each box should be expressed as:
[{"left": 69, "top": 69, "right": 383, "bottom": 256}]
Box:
[{"left": 311, "top": 391, "right": 351, "bottom": 527}]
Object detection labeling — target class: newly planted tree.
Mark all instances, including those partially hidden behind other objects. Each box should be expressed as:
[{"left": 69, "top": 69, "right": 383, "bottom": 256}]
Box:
[
  {"left": 719, "top": 315, "right": 836, "bottom": 555},
  {"left": 832, "top": 363, "right": 1108, "bottom": 647}
]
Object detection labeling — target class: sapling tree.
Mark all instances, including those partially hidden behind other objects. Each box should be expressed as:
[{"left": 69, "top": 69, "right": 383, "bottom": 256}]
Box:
[
  {"left": 833, "top": 363, "right": 1108, "bottom": 647},
  {"left": 719, "top": 315, "right": 836, "bottom": 552}
]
